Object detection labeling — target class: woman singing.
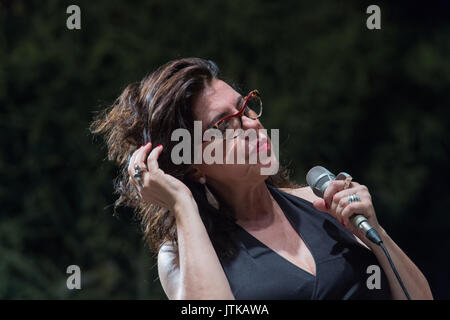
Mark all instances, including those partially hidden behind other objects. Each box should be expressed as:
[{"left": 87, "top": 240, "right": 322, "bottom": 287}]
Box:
[{"left": 90, "top": 57, "right": 432, "bottom": 300}]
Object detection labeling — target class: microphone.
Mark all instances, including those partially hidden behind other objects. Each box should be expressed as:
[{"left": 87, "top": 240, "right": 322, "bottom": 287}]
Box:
[{"left": 306, "top": 165, "right": 382, "bottom": 245}]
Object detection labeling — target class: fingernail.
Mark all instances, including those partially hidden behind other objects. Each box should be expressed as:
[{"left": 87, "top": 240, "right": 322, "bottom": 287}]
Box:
[
  {"left": 157, "top": 144, "right": 163, "bottom": 149},
  {"left": 146, "top": 142, "right": 150, "bottom": 146}
]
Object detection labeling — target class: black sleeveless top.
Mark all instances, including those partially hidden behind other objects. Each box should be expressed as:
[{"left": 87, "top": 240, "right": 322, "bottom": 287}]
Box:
[{"left": 216, "top": 184, "right": 392, "bottom": 300}]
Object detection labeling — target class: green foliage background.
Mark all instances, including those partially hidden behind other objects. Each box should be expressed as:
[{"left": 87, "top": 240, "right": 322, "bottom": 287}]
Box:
[{"left": 1, "top": 0, "right": 449, "bottom": 299}]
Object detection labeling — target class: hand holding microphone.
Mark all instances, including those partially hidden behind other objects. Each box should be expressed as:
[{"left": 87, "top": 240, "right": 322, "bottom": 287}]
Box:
[
  {"left": 306, "top": 166, "right": 412, "bottom": 299},
  {"left": 306, "top": 166, "right": 383, "bottom": 246}
]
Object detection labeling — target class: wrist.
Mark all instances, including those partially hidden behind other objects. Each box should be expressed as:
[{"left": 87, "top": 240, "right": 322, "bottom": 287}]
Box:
[
  {"left": 366, "top": 225, "right": 388, "bottom": 250},
  {"left": 171, "top": 193, "right": 197, "bottom": 216},
  {"left": 377, "top": 226, "right": 390, "bottom": 245}
]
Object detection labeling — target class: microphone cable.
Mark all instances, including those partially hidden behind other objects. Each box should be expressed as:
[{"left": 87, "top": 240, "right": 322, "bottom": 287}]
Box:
[{"left": 365, "top": 228, "right": 412, "bottom": 300}]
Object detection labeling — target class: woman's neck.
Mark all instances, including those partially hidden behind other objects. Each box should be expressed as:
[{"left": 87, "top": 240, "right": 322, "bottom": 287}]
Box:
[{"left": 211, "top": 179, "right": 276, "bottom": 225}]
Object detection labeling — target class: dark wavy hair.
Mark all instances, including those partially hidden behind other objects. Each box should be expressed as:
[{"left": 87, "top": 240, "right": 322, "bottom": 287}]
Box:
[{"left": 90, "top": 57, "right": 300, "bottom": 259}]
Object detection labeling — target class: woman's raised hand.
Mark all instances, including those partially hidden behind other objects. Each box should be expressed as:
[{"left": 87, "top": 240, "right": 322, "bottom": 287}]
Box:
[{"left": 127, "top": 142, "right": 194, "bottom": 211}]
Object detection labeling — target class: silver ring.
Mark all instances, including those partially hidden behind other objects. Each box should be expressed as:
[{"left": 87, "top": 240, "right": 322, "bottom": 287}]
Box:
[
  {"left": 133, "top": 164, "right": 144, "bottom": 181},
  {"left": 348, "top": 193, "right": 360, "bottom": 203}
]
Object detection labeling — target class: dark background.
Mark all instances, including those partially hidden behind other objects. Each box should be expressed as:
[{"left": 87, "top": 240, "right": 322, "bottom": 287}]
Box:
[{"left": 1, "top": 0, "right": 449, "bottom": 299}]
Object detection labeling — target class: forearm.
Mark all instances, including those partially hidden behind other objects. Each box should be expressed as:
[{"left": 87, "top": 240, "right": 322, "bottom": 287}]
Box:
[
  {"left": 172, "top": 196, "right": 235, "bottom": 300},
  {"left": 370, "top": 227, "right": 433, "bottom": 300}
]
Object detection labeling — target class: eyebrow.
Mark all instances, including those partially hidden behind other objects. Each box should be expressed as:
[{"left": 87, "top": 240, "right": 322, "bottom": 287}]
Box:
[{"left": 207, "top": 95, "right": 244, "bottom": 128}]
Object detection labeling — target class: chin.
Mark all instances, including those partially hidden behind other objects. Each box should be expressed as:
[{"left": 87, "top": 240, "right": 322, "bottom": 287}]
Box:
[{"left": 240, "top": 163, "right": 273, "bottom": 182}]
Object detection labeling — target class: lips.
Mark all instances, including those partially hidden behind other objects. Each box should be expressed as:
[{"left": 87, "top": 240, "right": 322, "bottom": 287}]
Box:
[{"left": 256, "top": 138, "right": 269, "bottom": 153}]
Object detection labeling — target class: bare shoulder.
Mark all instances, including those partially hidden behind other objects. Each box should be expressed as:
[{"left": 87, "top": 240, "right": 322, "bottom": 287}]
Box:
[
  {"left": 157, "top": 241, "right": 180, "bottom": 299},
  {"left": 279, "top": 186, "right": 321, "bottom": 204}
]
